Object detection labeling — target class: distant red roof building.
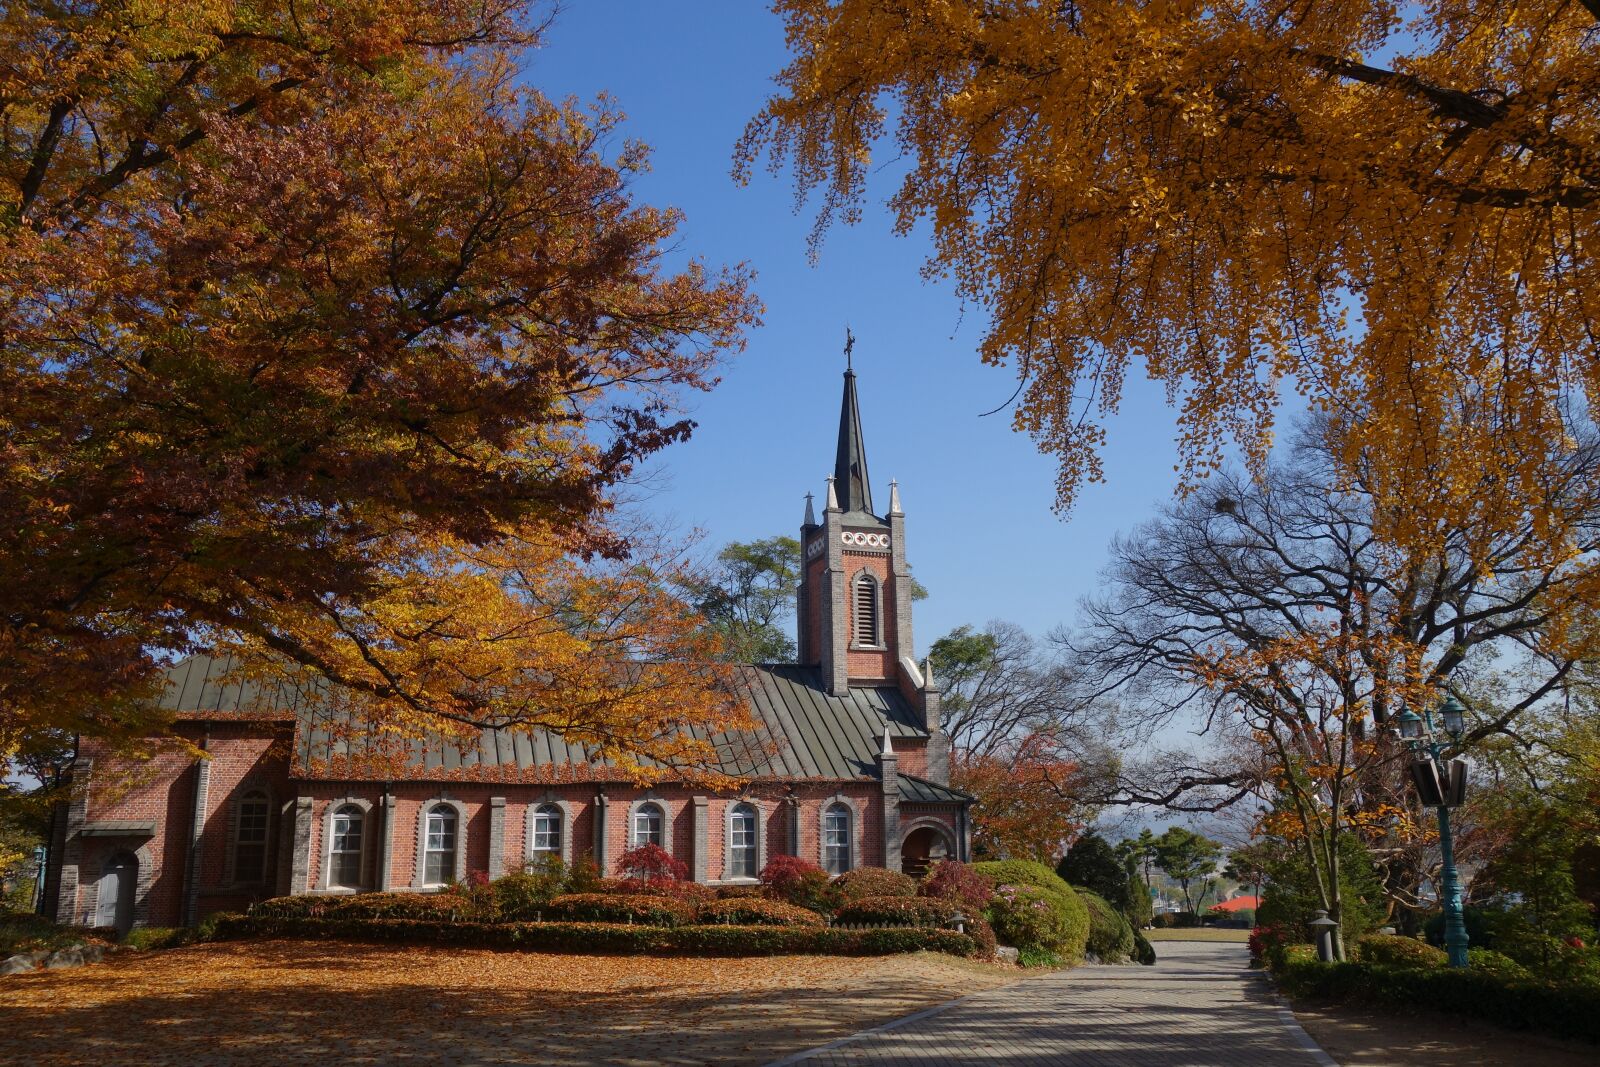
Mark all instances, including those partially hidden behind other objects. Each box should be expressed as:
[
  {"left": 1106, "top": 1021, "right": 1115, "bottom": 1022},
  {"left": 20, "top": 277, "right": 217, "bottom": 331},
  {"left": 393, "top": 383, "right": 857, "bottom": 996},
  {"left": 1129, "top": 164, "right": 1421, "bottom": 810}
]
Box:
[{"left": 1211, "top": 895, "right": 1261, "bottom": 912}]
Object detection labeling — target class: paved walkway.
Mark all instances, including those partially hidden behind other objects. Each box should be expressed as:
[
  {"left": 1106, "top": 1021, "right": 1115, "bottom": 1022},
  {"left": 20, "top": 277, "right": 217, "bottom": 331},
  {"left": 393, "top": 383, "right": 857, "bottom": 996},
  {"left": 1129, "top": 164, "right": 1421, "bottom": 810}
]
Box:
[{"left": 769, "top": 941, "right": 1336, "bottom": 1067}]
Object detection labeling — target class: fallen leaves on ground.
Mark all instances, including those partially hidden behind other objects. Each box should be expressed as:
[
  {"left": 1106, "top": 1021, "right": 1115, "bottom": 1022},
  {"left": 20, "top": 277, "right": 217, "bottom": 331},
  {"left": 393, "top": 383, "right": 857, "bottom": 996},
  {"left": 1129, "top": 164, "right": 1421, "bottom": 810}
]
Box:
[{"left": 0, "top": 940, "right": 1019, "bottom": 1066}]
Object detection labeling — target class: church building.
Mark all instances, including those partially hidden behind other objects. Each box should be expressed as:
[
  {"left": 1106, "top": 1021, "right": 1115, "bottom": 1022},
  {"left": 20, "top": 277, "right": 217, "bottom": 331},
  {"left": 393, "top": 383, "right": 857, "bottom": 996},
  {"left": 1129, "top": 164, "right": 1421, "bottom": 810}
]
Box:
[{"left": 41, "top": 366, "right": 971, "bottom": 934}]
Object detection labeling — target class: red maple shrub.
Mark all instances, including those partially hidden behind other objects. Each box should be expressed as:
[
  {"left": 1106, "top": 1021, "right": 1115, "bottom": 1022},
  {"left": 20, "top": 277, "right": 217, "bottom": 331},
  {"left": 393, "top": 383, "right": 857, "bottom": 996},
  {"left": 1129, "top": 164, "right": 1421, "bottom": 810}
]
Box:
[
  {"left": 760, "top": 855, "right": 836, "bottom": 911},
  {"left": 618, "top": 844, "right": 688, "bottom": 885},
  {"left": 919, "top": 859, "right": 993, "bottom": 911}
]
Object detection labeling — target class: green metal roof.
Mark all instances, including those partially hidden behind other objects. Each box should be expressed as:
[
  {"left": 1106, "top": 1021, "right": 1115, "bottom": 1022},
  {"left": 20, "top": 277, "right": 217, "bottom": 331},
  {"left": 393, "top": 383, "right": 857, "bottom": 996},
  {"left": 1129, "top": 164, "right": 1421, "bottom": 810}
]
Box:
[{"left": 156, "top": 656, "right": 956, "bottom": 792}]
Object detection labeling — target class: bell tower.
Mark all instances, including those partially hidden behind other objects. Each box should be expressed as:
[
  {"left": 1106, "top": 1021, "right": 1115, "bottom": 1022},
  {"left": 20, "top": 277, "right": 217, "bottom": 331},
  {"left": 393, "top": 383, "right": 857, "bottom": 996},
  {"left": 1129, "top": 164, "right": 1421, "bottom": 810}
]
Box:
[{"left": 796, "top": 361, "right": 918, "bottom": 697}]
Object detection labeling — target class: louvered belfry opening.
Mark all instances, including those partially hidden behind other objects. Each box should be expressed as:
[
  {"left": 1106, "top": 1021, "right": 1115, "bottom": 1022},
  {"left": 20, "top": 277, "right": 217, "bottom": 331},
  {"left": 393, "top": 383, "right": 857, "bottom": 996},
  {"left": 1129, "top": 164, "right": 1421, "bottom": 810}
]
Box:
[{"left": 854, "top": 574, "right": 878, "bottom": 645}]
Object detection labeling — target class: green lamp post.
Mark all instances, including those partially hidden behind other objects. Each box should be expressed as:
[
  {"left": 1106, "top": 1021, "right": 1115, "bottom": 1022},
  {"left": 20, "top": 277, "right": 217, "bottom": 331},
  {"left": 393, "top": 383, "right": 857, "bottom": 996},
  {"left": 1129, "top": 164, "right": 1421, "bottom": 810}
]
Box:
[{"left": 1397, "top": 695, "right": 1470, "bottom": 968}]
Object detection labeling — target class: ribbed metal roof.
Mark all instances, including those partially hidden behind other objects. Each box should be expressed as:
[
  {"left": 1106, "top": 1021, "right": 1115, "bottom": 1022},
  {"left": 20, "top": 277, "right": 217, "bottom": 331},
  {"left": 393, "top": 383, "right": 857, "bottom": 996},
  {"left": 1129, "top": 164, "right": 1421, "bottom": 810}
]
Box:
[
  {"left": 158, "top": 656, "right": 931, "bottom": 786},
  {"left": 898, "top": 774, "right": 973, "bottom": 803}
]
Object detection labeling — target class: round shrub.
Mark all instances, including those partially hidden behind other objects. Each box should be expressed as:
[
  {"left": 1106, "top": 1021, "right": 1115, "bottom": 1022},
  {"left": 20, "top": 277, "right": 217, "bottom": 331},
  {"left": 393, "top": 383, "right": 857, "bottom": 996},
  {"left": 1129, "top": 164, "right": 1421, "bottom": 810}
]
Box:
[
  {"left": 697, "top": 897, "right": 826, "bottom": 927},
  {"left": 1151, "top": 911, "right": 1199, "bottom": 928},
  {"left": 973, "top": 860, "right": 1090, "bottom": 962},
  {"left": 986, "top": 884, "right": 1074, "bottom": 959},
  {"left": 545, "top": 892, "right": 696, "bottom": 927},
  {"left": 965, "top": 916, "right": 998, "bottom": 958},
  {"left": 1468, "top": 947, "right": 1533, "bottom": 980},
  {"left": 1353, "top": 933, "right": 1448, "bottom": 968},
  {"left": 834, "top": 895, "right": 960, "bottom": 927},
  {"left": 834, "top": 866, "right": 917, "bottom": 903},
  {"left": 1131, "top": 928, "right": 1157, "bottom": 966},
  {"left": 920, "top": 859, "right": 993, "bottom": 912},
  {"left": 761, "top": 855, "right": 837, "bottom": 911},
  {"left": 1079, "top": 889, "right": 1137, "bottom": 963},
  {"left": 492, "top": 859, "right": 567, "bottom": 920}
]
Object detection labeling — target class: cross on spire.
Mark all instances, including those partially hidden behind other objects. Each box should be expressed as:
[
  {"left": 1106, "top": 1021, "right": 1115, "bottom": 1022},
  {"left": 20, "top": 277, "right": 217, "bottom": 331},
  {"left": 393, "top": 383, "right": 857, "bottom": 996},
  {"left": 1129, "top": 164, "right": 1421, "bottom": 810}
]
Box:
[{"left": 844, "top": 325, "right": 855, "bottom": 371}]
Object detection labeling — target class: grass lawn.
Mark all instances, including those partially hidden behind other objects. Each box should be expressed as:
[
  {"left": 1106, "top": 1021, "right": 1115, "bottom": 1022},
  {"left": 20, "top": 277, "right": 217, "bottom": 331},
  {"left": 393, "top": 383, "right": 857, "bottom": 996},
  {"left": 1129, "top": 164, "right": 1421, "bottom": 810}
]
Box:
[
  {"left": 0, "top": 939, "right": 1021, "bottom": 1066},
  {"left": 1145, "top": 927, "right": 1252, "bottom": 942}
]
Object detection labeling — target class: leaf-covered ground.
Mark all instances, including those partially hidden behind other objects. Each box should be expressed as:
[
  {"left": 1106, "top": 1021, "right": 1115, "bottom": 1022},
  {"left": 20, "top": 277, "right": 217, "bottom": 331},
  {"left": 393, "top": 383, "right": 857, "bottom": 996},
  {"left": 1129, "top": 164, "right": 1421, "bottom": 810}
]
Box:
[{"left": 0, "top": 939, "right": 1018, "bottom": 1065}]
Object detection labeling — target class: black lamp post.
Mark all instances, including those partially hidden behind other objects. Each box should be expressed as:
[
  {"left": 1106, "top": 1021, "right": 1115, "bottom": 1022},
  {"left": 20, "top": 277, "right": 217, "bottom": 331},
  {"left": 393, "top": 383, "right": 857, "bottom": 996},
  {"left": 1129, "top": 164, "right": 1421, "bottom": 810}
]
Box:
[{"left": 1396, "top": 695, "right": 1470, "bottom": 967}]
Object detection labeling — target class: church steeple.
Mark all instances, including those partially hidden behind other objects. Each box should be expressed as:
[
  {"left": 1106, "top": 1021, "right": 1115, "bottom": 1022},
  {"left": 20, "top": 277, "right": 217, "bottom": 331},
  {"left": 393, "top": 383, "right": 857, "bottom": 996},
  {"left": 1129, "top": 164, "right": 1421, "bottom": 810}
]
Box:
[{"left": 833, "top": 367, "right": 875, "bottom": 517}]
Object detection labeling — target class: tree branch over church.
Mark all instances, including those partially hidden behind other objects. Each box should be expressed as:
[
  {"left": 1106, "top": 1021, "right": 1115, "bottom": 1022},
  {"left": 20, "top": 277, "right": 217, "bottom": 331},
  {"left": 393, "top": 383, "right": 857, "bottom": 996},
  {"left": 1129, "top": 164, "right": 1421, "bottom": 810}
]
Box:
[
  {"left": 0, "top": 0, "right": 758, "bottom": 767},
  {"left": 740, "top": 0, "right": 1600, "bottom": 560}
]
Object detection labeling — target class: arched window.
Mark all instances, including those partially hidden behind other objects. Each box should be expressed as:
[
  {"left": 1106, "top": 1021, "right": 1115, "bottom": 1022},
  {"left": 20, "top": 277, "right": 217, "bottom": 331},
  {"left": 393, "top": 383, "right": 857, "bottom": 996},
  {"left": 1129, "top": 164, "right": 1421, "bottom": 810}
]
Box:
[
  {"left": 822, "top": 802, "right": 852, "bottom": 875},
  {"left": 728, "top": 803, "right": 758, "bottom": 879},
  {"left": 423, "top": 805, "right": 458, "bottom": 886},
  {"left": 330, "top": 805, "right": 364, "bottom": 889},
  {"left": 233, "top": 789, "right": 270, "bottom": 884},
  {"left": 853, "top": 572, "right": 880, "bottom": 646},
  {"left": 531, "top": 805, "right": 562, "bottom": 856},
  {"left": 632, "top": 802, "right": 664, "bottom": 848}
]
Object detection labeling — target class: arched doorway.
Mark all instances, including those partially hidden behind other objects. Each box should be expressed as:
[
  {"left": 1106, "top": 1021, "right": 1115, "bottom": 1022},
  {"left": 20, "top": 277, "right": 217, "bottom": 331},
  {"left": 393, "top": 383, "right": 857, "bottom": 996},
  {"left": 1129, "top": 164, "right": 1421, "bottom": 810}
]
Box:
[
  {"left": 900, "top": 825, "right": 954, "bottom": 878},
  {"left": 95, "top": 850, "right": 138, "bottom": 936}
]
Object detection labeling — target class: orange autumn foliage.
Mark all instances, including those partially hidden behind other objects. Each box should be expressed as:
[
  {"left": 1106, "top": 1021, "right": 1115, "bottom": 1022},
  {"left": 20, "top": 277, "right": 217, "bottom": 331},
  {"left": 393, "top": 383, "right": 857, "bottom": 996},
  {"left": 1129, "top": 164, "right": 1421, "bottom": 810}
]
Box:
[
  {"left": 740, "top": 0, "right": 1600, "bottom": 562},
  {"left": 952, "top": 733, "right": 1086, "bottom": 862},
  {"left": 1, "top": 2, "right": 757, "bottom": 770}
]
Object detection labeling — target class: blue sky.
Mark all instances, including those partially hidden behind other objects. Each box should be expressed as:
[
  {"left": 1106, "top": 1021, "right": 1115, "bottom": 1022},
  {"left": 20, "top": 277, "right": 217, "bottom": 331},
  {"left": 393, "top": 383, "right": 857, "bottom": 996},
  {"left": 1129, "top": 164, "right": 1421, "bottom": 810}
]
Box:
[{"left": 531, "top": 3, "right": 1194, "bottom": 651}]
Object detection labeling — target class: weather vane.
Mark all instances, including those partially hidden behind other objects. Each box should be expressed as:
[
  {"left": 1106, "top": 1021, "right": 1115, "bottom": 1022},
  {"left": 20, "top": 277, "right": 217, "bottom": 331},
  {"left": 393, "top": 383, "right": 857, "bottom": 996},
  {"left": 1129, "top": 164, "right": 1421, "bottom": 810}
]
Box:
[{"left": 844, "top": 325, "right": 855, "bottom": 370}]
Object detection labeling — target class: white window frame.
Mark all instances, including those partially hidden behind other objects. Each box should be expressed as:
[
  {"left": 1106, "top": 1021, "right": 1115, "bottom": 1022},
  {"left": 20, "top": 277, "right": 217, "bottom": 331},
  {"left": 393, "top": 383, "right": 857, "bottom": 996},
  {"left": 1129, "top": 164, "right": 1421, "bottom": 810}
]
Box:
[
  {"left": 320, "top": 798, "right": 373, "bottom": 892},
  {"left": 414, "top": 798, "right": 469, "bottom": 888},
  {"left": 627, "top": 799, "right": 669, "bottom": 853},
  {"left": 723, "top": 800, "right": 765, "bottom": 882},
  {"left": 819, "top": 796, "right": 858, "bottom": 875},
  {"left": 525, "top": 798, "right": 573, "bottom": 868}
]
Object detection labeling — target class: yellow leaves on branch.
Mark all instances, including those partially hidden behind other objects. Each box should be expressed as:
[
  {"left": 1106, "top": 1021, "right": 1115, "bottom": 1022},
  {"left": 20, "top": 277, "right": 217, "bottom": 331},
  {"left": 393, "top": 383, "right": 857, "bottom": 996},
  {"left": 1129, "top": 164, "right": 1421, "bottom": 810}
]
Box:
[
  {"left": 2, "top": 0, "right": 757, "bottom": 770},
  {"left": 740, "top": 1, "right": 1600, "bottom": 558},
  {"left": 220, "top": 520, "right": 752, "bottom": 785}
]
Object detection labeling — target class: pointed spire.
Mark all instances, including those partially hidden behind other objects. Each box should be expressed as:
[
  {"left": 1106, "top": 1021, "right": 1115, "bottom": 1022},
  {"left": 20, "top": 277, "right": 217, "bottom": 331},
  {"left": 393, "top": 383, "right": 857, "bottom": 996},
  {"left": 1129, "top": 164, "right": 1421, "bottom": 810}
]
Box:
[
  {"left": 834, "top": 363, "right": 875, "bottom": 516},
  {"left": 923, "top": 655, "right": 936, "bottom": 689},
  {"left": 880, "top": 724, "right": 894, "bottom": 757},
  {"left": 803, "top": 491, "right": 816, "bottom": 526},
  {"left": 888, "top": 479, "right": 902, "bottom": 515},
  {"left": 825, "top": 475, "right": 839, "bottom": 512}
]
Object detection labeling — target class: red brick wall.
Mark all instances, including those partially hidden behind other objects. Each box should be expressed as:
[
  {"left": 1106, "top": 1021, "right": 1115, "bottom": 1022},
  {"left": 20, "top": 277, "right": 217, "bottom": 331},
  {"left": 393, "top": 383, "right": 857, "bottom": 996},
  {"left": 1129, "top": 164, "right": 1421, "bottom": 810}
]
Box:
[
  {"left": 843, "top": 550, "right": 896, "bottom": 680},
  {"left": 803, "top": 553, "right": 825, "bottom": 663},
  {"left": 893, "top": 739, "right": 929, "bottom": 779},
  {"left": 74, "top": 724, "right": 291, "bottom": 926}
]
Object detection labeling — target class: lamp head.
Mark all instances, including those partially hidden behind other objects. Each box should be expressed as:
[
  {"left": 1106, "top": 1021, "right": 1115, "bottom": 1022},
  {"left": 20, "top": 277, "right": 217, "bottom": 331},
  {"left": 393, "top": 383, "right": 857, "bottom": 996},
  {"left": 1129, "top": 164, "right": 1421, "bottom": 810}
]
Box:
[
  {"left": 1439, "top": 695, "right": 1466, "bottom": 739},
  {"left": 1395, "top": 709, "right": 1424, "bottom": 741}
]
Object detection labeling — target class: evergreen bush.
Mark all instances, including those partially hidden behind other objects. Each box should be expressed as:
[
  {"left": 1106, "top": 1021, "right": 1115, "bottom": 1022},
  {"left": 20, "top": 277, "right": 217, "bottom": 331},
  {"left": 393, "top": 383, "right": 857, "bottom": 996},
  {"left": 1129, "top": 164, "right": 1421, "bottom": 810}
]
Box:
[
  {"left": 973, "top": 859, "right": 1091, "bottom": 962},
  {"left": 1078, "top": 889, "right": 1137, "bottom": 962}
]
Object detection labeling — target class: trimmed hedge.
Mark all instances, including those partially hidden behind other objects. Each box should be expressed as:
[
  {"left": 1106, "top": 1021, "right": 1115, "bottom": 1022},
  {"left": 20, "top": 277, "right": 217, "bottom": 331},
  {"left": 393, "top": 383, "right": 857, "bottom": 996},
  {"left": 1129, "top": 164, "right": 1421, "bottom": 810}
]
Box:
[
  {"left": 1079, "top": 889, "right": 1137, "bottom": 963},
  {"left": 973, "top": 860, "right": 1091, "bottom": 963},
  {"left": 833, "top": 867, "right": 917, "bottom": 902},
  {"left": 545, "top": 893, "right": 697, "bottom": 927},
  {"left": 835, "top": 896, "right": 960, "bottom": 927},
  {"left": 1277, "top": 958, "right": 1600, "bottom": 1045},
  {"left": 696, "top": 897, "right": 825, "bottom": 927},
  {"left": 251, "top": 893, "right": 487, "bottom": 922},
  {"left": 1353, "top": 933, "right": 1447, "bottom": 968},
  {"left": 211, "top": 914, "right": 978, "bottom": 958}
]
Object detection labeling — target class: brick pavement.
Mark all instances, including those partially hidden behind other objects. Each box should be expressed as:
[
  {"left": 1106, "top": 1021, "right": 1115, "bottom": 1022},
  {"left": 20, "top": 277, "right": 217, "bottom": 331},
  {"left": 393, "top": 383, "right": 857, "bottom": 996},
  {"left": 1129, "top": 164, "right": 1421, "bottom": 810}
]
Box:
[{"left": 768, "top": 940, "right": 1338, "bottom": 1066}]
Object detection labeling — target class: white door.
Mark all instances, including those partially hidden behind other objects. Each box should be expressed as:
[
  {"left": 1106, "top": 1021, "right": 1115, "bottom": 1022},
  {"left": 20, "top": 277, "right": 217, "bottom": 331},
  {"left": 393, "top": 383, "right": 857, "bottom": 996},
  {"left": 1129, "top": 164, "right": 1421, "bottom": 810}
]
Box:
[{"left": 95, "top": 852, "right": 137, "bottom": 934}]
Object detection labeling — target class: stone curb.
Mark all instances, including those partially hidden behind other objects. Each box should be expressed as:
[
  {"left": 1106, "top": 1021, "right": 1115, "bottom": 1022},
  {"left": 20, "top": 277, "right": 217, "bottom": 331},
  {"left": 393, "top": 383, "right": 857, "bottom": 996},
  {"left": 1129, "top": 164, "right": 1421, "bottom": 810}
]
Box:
[{"left": 1, "top": 943, "right": 106, "bottom": 977}]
